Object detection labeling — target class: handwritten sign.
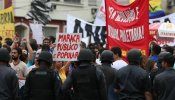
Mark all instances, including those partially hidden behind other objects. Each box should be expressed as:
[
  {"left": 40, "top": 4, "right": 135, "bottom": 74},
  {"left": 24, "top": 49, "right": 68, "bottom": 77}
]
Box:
[{"left": 53, "top": 33, "right": 81, "bottom": 61}]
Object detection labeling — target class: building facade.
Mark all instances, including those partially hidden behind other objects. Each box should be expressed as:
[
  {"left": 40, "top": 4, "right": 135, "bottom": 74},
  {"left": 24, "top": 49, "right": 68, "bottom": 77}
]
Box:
[
  {"left": 3, "top": 0, "right": 100, "bottom": 40},
  {"left": 2, "top": 0, "right": 175, "bottom": 40}
]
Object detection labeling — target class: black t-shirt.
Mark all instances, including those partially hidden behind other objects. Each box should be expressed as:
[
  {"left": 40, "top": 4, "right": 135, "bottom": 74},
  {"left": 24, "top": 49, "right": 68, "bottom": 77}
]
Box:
[
  {"left": 115, "top": 65, "right": 151, "bottom": 100},
  {"left": 153, "top": 68, "right": 175, "bottom": 100}
]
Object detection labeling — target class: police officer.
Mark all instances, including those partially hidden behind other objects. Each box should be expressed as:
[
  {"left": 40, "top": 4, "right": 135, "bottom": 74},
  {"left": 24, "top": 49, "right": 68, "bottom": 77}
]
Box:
[
  {"left": 62, "top": 49, "right": 107, "bottom": 100},
  {"left": 100, "top": 50, "right": 118, "bottom": 100},
  {"left": 115, "top": 49, "right": 152, "bottom": 100},
  {"left": 24, "top": 51, "right": 61, "bottom": 100},
  {"left": 153, "top": 53, "right": 175, "bottom": 100},
  {"left": 0, "top": 48, "right": 20, "bottom": 100}
]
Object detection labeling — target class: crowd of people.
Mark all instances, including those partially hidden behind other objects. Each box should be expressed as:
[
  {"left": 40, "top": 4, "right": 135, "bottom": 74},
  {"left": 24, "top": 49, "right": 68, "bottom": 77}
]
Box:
[{"left": 0, "top": 35, "right": 175, "bottom": 100}]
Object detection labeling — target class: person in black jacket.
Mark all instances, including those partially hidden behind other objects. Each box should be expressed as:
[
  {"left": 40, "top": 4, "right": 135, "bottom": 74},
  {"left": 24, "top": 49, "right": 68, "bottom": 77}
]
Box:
[
  {"left": 24, "top": 51, "right": 61, "bottom": 100},
  {"left": 153, "top": 53, "right": 175, "bottom": 100},
  {"left": 0, "top": 48, "right": 20, "bottom": 100},
  {"left": 100, "top": 50, "right": 118, "bottom": 100},
  {"left": 62, "top": 49, "right": 107, "bottom": 100},
  {"left": 115, "top": 49, "right": 152, "bottom": 100}
]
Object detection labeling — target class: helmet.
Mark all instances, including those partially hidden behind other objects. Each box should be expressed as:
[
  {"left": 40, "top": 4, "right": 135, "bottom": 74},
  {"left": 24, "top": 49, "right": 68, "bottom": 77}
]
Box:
[
  {"left": 100, "top": 50, "right": 114, "bottom": 63},
  {"left": 127, "top": 49, "right": 142, "bottom": 63},
  {"left": 38, "top": 51, "right": 53, "bottom": 64},
  {"left": 0, "top": 48, "right": 10, "bottom": 62},
  {"left": 78, "top": 49, "right": 93, "bottom": 61}
]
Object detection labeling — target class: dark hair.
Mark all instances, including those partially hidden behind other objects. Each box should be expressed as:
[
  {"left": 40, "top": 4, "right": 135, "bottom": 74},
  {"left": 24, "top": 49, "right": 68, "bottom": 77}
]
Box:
[
  {"left": 111, "top": 46, "right": 122, "bottom": 57},
  {"left": 48, "top": 36, "right": 56, "bottom": 43},
  {"left": 162, "top": 53, "right": 175, "bottom": 67},
  {"left": 88, "top": 43, "right": 95, "bottom": 50},
  {"left": 43, "top": 38, "right": 50, "bottom": 43},
  {"left": 20, "top": 53, "right": 28, "bottom": 63},
  {"left": 42, "top": 44, "right": 50, "bottom": 51},
  {"left": 12, "top": 48, "right": 22, "bottom": 55},
  {"left": 162, "top": 45, "right": 174, "bottom": 54},
  {"left": 152, "top": 44, "right": 161, "bottom": 55},
  {"left": 5, "top": 38, "right": 13, "bottom": 46}
]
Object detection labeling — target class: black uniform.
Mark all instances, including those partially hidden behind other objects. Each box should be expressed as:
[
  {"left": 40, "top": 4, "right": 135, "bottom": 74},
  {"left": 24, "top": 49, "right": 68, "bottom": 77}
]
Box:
[
  {"left": 62, "top": 63, "right": 107, "bottom": 100},
  {"left": 24, "top": 68, "right": 61, "bottom": 100},
  {"left": 0, "top": 64, "right": 19, "bottom": 100},
  {"left": 116, "top": 65, "right": 151, "bottom": 100},
  {"left": 154, "top": 68, "right": 175, "bottom": 100},
  {"left": 100, "top": 64, "right": 118, "bottom": 100}
]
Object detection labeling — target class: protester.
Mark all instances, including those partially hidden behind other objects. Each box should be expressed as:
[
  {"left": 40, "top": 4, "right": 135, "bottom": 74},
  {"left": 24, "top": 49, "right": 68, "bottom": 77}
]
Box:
[
  {"left": 10, "top": 48, "right": 28, "bottom": 80},
  {"left": 140, "top": 55, "right": 148, "bottom": 69},
  {"left": 111, "top": 47, "right": 127, "bottom": 70},
  {"left": 53, "top": 61, "right": 70, "bottom": 84},
  {"left": 100, "top": 50, "right": 118, "bottom": 100},
  {"left": 0, "top": 48, "right": 20, "bottom": 100},
  {"left": 161, "top": 44, "right": 174, "bottom": 54},
  {"left": 153, "top": 53, "right": 175, "bottom": 100},
  {"left": 148, "top": 44, "right": 161, "bottom": 62},
  {"left": 115, "top": 49, "right": 152, "bottom": 100},
  {"left": 27, "top": 50, "right": 40, "bottom": 74},
  {"left": 24, "top": 51, "right": 61, "bottom": 100},
  {"left": 62, "top": 49, "right": 107, "bottom": 100}
]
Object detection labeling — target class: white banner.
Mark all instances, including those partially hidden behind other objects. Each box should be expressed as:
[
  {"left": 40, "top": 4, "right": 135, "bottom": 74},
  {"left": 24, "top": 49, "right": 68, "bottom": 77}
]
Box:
[
  {"left": 94, "top": 0, "right": 106, "bottom": 26},
  {"left": 30, "top": 23, "right": 44, "bottom": 44},
  {"left": 149, "top": 13, "right": 175, "bottom": 24},
  {"left": 67, "top": 15, "right": 106, "bottom": 45},
  {"left": 53, "top": 33, "right": 81, "bottom": 61},
  {"left": 158, "top": 23, "right": 175, "bottom": 38}
]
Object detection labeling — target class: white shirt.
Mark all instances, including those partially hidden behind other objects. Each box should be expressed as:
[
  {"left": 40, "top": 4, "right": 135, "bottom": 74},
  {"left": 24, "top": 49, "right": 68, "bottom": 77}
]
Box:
[
  {"left": 27, "top": 64, "right": 37, "bottom": 75},
  {"left": 112, "top": 60, "right": 128, "bottom": 70},
  {"left": 96, "top": 58, "right": 102, "bottom": 65},
  {"left": 10, "top": 61, "right": 28, "bottom": 78}
]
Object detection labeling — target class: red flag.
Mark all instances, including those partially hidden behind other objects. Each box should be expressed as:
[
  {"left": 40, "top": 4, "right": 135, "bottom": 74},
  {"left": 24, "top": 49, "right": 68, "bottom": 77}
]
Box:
[{"left": 105, "top": 0, "right": 152, "bottom": 58}]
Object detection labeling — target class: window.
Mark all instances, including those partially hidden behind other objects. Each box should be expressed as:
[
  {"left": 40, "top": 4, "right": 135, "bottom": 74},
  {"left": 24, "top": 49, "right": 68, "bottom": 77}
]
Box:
[
  {"left": 42, "top": 25, "right": 59, "bottom": 38},
  {"left": 64, "top": 0, "right": 81, "bottom": 4},
  {"left": 0, "top": 0, "right": 4, "bottom": 10}
]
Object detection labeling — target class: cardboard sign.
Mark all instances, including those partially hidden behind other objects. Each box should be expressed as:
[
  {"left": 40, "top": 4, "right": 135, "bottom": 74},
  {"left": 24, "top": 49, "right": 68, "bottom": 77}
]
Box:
[{"left": 53, "top": 33, "right": 81, "bottom": 61}]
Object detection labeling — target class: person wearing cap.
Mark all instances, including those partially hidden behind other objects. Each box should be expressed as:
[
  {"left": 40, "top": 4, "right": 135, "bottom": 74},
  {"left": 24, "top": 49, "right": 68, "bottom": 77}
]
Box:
[
  {"left": 62, "top": 49, "right": 107, "bottom": 100},
  {"left": 0, "top": 48, "right": 20, "bottom": 100},
  {"left": 153, "top": 53, "right": 175, "bottom": 100},
  {"left": 24, "top": 51, "right": 61, "bottom": 100},
  {"left": 115, "top": 49, "right": 152, "bottom": 100}
]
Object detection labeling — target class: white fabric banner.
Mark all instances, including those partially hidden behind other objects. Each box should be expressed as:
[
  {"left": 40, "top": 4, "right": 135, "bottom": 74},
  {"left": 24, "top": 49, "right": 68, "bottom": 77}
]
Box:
[
  {"left": 94, "top": 0, "right": 106, "bottom": 26},
  {"left": 67, "top": 15, "right": 106, "bottom": 45},
  {"left": 30, "top": 23, "right": 44, "bottom": 44},
  {"left": 149, "top": 13, "right": 175, "bottom": 24}
]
